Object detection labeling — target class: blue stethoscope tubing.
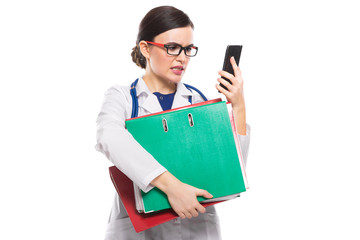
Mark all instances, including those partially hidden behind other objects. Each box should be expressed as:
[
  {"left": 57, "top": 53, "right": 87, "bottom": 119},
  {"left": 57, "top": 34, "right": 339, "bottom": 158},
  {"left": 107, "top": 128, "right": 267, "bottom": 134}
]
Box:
[
  {"left": 130, "top": 79, "right": 140, "bottom": 119},
  {"left": 130, "top": 78, "right": 207, "bottom": 118}
]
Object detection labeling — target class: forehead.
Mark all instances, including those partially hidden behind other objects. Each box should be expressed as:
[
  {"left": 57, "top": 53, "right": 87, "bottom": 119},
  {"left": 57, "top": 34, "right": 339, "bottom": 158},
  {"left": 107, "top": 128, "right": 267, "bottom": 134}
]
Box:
[{"left": 154, "top": 26, "right": 194, "bottom": 45}]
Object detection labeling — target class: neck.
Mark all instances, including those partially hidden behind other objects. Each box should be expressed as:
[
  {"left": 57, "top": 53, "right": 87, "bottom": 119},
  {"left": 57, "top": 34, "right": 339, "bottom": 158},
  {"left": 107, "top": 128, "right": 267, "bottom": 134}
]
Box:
[{"left": 143, "top": 71, "right": 176, "bottom": 94}]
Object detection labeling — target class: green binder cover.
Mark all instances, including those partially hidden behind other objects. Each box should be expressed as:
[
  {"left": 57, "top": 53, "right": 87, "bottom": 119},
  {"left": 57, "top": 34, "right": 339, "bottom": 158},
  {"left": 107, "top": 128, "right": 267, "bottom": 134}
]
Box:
[{"left": 125, "top": 101, "right": 247, "bottom": 213}]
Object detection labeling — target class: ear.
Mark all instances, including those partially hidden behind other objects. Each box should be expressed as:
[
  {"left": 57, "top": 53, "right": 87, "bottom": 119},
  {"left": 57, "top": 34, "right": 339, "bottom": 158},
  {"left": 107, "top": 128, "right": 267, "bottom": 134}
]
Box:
[{"left": 139, "top": 40, "right": 150, "bottom": 59}]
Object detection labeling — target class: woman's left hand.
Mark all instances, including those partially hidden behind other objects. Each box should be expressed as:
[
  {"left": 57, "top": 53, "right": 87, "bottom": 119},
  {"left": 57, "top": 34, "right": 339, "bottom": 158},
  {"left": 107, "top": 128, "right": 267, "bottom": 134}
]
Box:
[
  {"left": 215, "top": 56, "right": 245, "bottom": 110},
  {"left": 215, "top": 56, "right": 247, "bottom": 135}
]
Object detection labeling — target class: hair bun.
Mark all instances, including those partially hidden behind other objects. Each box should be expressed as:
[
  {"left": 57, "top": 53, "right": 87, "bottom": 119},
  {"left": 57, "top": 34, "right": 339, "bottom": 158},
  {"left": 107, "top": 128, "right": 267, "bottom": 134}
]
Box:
[{"left": 131, "top": 45, "right": 146, "bottom": 69}]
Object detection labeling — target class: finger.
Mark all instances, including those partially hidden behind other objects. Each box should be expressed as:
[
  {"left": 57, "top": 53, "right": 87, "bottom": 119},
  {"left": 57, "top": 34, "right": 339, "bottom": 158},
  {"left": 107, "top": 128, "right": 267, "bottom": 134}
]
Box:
[
  {"left": 196, "top": 203, "right": 206, "bottom": 214},
  {"left": 203, "top": 191, "right": 213, "bottom": 199},
  {"left": 217, "top": 78, "right": 233, "bottom": 92},
  {"left": 218, "top": 70, "right": 235, "bottom": 83},
  {"left": 230, "top": 56, "right": 241, "bottom": 77},
  {"left": 215, "top": 83, "right": 231, "bottom": 98},
  {"left": 177, "top": 211, "right": 186, "bottom": 219},
  {"left": 184, "top": 211, "right": 193, "bottom": 219},
  {"left": 189, "top": 208, "right": 199, "bottom": 218},
  {"left": 196, "top": 189, "right": 213, "bottom": 199}
]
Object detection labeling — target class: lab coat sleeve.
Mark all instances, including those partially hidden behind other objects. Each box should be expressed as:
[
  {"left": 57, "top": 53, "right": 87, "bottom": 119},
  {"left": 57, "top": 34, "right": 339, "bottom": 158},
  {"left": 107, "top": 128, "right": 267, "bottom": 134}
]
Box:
[
  {"left": 95, "top": 86, "right": 167, "bottom": 192},
  {"left": 238, "top": 123, "right": 251, "bottom": 167}
]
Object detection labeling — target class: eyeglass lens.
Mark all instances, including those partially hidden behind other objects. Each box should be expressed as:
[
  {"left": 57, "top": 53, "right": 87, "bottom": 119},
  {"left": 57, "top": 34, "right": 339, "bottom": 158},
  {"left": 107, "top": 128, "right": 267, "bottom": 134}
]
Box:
[{"left": 167, "top": 45, "right": 197, "bottom": 56}]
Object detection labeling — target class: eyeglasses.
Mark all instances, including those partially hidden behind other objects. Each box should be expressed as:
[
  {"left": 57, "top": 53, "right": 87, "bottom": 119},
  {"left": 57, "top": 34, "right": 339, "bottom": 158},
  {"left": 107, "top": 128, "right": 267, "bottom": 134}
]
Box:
[{"left": 146, "top": 41, "right": 198, "bottom": 57}]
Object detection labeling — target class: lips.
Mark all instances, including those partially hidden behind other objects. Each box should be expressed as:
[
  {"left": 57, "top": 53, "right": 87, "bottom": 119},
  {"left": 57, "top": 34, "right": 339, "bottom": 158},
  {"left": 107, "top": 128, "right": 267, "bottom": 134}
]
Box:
[
  {"left": 171, "top": 66, "right": 185, "bottom": 75},
  {"left": 171, "top": 66, "right": 184, "bottom": 70}
]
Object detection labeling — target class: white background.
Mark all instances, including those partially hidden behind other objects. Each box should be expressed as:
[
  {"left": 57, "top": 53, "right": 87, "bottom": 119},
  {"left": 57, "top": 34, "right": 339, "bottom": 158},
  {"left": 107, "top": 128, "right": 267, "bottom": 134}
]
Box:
[{"left": 1, "top": 0, "right": 359, "bottom": 239}]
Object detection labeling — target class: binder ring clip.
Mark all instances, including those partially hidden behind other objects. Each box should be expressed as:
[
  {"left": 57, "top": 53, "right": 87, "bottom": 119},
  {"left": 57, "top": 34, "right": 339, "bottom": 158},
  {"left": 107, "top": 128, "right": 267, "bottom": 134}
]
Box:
[
  {"left": 188, "top": 113, "right": 194, "bottom": 127},
  {"left": 162, "top": 118, "right": 168, "bottom": 132}
]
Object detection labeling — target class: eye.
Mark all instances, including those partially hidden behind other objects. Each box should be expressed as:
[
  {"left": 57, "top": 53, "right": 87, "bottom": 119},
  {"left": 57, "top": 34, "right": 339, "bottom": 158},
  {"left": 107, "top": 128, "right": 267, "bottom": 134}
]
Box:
[
  {"left": 185, "top": 47, "right": 193, "bottom": 52},
  {"left": 168, "top": 45, "right": 180, "bottom": 50}
]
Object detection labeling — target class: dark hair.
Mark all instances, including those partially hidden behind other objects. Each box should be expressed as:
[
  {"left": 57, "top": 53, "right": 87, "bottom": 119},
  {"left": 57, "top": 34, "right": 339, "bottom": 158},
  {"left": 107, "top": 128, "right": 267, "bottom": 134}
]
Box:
[{"left": 131, "top": 6, "right": 194, "bottom": 69}]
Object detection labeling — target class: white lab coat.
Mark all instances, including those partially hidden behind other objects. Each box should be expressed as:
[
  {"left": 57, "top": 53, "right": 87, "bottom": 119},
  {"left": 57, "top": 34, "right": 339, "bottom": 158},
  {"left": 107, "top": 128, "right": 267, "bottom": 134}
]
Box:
[{"left": 96, "top": 77, "right": 250, "bottom": 240}]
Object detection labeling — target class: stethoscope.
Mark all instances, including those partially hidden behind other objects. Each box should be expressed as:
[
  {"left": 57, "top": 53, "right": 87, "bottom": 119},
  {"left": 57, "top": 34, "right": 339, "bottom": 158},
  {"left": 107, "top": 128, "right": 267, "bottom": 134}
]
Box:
[{"left": 130, "top": 78, "right": 208, "bottom": 118}]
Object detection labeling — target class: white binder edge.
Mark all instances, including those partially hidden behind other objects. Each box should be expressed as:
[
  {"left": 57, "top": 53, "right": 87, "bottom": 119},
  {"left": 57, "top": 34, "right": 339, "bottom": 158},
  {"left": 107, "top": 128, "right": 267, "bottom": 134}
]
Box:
[{"left": 226, "top": 103, "right": 249, "bottom": 189}]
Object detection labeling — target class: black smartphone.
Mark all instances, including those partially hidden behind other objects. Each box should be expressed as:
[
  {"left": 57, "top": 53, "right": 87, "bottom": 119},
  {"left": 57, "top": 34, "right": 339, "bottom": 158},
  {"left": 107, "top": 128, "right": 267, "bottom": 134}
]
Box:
[{"left": 219, "top": 45, "right": 242, "bottom": 91}]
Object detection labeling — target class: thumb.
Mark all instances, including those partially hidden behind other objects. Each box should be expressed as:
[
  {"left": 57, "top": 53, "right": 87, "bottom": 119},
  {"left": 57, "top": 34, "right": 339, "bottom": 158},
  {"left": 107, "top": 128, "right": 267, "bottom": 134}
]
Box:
[{"left": 196, "top": 189, "right": 213, "bottom": 199}]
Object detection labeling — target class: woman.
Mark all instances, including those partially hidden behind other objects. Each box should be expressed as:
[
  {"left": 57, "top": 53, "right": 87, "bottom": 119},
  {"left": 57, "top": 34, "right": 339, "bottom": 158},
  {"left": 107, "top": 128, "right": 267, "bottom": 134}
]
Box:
[{"left": 96, "top": 5, "right": 250, "bottom": 240}]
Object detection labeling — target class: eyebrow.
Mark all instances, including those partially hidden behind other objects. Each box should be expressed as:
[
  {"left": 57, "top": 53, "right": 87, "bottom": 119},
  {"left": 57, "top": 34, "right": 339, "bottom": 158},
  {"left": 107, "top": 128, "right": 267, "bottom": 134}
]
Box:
[{"left": 165, "top": 42, "right": 194, "bottom": 47}]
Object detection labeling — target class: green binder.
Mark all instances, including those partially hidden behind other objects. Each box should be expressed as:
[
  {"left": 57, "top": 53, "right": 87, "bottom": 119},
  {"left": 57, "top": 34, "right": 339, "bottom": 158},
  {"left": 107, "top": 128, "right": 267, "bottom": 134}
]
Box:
[{"left": 125, "top": 100, "right": 248, "bottom": 213}]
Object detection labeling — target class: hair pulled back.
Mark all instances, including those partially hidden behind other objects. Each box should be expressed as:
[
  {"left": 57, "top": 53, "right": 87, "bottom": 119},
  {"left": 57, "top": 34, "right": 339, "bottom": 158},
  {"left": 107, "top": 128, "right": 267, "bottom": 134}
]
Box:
[{"left": 131, "top": 6, "right": 194, "bottom": 69}]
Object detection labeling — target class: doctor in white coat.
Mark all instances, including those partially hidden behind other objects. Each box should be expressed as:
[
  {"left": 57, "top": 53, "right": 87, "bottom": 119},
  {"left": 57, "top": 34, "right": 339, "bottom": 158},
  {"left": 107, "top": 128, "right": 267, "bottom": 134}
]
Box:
[{"left": 96, "top": 6, "right": 250, "bottom": 240}]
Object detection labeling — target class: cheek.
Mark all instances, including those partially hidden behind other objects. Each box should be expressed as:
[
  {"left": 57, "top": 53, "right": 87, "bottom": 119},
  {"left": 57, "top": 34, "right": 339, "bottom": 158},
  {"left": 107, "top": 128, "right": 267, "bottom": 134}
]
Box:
[
  {"left": 185, "top": 58, "right": 190, "bottom": 66},
  {"left": 151, "top": 54, "right": 171, "bottom": 72}
]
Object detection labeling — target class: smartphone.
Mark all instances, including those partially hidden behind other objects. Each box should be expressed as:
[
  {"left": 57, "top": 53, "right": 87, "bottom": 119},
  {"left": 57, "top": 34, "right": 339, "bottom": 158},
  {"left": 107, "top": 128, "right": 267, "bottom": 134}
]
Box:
[{"left": 219, "top": 45, "right": 242, "bottom": 91}]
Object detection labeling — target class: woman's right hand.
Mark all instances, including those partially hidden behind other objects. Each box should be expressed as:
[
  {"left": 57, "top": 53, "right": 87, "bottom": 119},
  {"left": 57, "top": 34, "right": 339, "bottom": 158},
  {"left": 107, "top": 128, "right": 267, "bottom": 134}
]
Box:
[{"left": 151, "top": 171, "right": 213, "bottom": 219}]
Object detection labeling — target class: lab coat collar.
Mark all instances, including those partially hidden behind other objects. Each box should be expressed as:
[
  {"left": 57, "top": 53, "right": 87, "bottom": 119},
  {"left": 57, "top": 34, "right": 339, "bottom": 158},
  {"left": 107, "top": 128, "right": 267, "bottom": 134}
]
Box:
[
  {"left": 172, "top": 81, "right": 193, "bottom": 109},
  {"left": 135, "top": 77, "right": 151, "bottom": 98},
  {"left": 136, "top": 77, "right": 163, "bottom": 114},
  {"left": 135, "top": 77, "right": 193, "bottom": 113}
]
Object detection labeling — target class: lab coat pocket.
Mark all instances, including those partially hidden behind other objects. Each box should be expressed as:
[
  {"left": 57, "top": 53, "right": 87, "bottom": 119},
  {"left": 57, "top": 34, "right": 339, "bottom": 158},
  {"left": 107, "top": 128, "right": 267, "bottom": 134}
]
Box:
[
  {"left": 105, "top": 217, "right": 143, "bottom": 240},
  {"left": 203, "top": 211, "right": 222, "bottom": 240},
  {"left": 182, "top": 207, "right": 221, "bottom": 240}
]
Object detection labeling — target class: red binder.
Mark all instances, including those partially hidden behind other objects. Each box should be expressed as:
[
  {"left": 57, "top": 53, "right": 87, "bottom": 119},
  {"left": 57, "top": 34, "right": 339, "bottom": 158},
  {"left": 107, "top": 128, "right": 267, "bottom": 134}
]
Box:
[{"left": 109, "top": 166, "right": 222, "bottom": 232}]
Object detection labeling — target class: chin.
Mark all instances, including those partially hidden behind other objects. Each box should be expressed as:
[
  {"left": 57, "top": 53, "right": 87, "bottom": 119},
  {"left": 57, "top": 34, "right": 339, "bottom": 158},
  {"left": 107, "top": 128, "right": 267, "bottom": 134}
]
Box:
[
  {"left": 171, "top": 77, "right": 183, "bottom": 84},
  {"left": 167, "top": 73, "right": 184, "bottom": 84}
]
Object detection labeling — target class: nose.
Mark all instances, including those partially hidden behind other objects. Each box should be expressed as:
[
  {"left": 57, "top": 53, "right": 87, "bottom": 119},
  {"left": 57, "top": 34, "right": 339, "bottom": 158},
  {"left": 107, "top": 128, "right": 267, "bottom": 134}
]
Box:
[{"left": 176, "top": 49, "right": 187, "bottom": 62}]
